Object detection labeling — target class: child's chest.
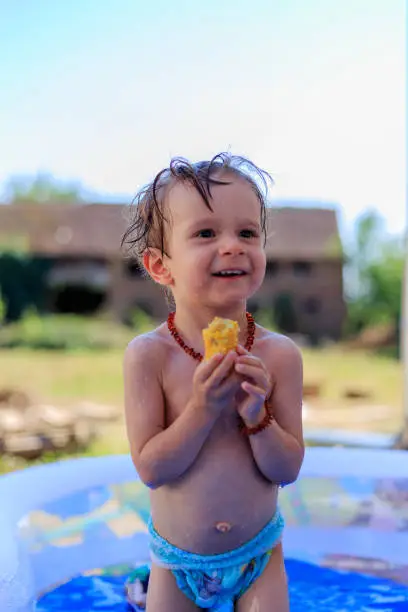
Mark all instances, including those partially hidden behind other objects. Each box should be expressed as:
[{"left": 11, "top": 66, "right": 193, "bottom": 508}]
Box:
[
  {"left": 160, "top": 344, "right": 273, "bottom": 427},
  {"left": 161, "top": 361, "right": 239, "bottom": 428}
]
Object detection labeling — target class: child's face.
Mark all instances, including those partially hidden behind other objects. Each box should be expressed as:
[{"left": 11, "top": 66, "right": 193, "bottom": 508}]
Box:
[{"left": 164, "top": 173, "right": 266, "bottom": 310}]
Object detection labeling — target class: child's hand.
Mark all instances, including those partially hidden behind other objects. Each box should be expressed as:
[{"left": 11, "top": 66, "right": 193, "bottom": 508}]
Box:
[
  {"left": 234, "top": 345, "right": 273, "bottom": 426},
  {"left": 191, "top": 351, "right": 241, "bottom": 418}
]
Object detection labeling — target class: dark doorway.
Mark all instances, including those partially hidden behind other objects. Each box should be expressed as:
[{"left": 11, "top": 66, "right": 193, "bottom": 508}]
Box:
[{"left": 53, "top": 285, "right": 106, "bottom": 315}]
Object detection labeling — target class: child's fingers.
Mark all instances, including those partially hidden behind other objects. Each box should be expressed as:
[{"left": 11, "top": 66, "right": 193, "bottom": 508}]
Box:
[
  {"left": 235, "top": 362, "right": 269, "bottom": 389},
  {"left": 208, "top": 351, "right": 236, "bottom": 386},
  {"left": 196, "top": 352, "right": 225, "bottom": 382},
  {"left": 237, "top": 347, "right": 265, "bottom": 370},
  {"left": 235, "top": 344, "right": 249, "bottom": 355},
  {"left": 241, "top": 380, "right": 266, "bottom": 398},
  {"left": 236, "top": 355, "right": 265, "bottom": 370}
]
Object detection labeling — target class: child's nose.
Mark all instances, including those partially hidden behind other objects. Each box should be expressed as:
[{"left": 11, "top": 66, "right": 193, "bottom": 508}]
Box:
[{"left": 219, "top": 235, "right": 245, "bottom": 255}]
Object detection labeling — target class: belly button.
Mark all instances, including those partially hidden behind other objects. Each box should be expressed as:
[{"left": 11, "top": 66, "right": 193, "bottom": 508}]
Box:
[{"left": 215, "top": 521, "right": 231, "bottom": 533}]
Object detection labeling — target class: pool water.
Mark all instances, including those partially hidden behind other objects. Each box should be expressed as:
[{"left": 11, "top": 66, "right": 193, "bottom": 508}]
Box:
[{"left": 37, "top": 559, "right": 408, "bottom": 611}]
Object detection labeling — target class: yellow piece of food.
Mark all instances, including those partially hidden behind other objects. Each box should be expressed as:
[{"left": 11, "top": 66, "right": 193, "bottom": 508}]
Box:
[{"left": 202, "top": 317, "right": 240, "bottom": 361}]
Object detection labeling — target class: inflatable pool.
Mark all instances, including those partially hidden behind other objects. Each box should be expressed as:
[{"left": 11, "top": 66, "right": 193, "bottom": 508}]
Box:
[{"left": 1, "top": 447, "right": 408, "bottom": 611}]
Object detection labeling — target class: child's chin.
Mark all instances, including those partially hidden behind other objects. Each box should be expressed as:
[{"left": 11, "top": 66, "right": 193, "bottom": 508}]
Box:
[
  {"left": 209, "top": 294, "right": 251, "bottom": 309},
  {"left": 216, "top": 283, "right": 259, "bottom": 301}
]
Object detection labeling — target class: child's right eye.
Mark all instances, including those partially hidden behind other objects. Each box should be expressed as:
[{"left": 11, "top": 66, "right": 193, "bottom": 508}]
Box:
[{"left": 196, "top": 229, "right": 215, "bottom": 238}]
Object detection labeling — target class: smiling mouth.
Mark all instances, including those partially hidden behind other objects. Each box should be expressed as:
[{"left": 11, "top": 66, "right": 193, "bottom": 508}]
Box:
[{"left": 212, "top": 270, "right": 248, "bottom": 278}]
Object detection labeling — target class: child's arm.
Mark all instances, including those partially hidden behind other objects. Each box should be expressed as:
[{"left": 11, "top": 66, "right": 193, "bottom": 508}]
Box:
[
  {"left": 124, "top": 337, "right": 237, "bottom": 489},
  {"left": 236, "top": 339, "right": 304, "bottom": 485}
]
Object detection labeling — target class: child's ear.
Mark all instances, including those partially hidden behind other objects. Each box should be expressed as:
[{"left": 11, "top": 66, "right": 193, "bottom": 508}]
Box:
[{"left": 143, "top": 249, "right": 173, "bottom": 286}]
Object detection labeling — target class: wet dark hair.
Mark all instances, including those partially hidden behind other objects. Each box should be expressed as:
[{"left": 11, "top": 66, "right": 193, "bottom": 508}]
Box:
[{"left": 121, "top": 152, "right": 273, "bottom": 267}]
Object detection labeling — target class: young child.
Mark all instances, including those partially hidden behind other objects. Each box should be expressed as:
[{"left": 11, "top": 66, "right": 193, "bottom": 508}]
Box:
[{"left": 122, "top": 153, "right": 304, "bottom": 611}]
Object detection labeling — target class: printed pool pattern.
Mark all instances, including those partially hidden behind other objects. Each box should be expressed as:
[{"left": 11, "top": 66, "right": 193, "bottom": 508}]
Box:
[
  {"left": 25, "top": 476, "right": 408, "bottom": 585},
  {"left": 37, "top": 559, "right": 408, "bottom": 612}
]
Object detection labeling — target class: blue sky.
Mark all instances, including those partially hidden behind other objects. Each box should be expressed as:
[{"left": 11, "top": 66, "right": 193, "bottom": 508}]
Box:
[{"left": 0, "top": 0, "right": 405, "bottom": 236}]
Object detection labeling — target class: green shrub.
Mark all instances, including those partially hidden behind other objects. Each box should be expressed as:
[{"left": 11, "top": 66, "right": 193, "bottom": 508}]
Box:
[
  {"left": 255, "top": 308, "right": 277, "bottom": 331},
  {"left": 0, "top": 311, "right": 155, "bottom": 351},
  {"left": 0, "top": 253, "right": 51, "bottom": 322},
  {"left": 129, "top": 308, "right": 156, "bottom": 334},
  {"left": 273, "top": 293, "right": 298, "bottom": 333},
  {"left": 0, "top": 288, "right": 5, "bottom": 324}
]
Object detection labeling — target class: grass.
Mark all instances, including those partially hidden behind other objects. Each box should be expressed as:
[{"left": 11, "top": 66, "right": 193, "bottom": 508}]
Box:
[
  {"left": 0, "top": 347, "right": 126, "bottom": 406},
  {"left": 0, "top": 343, "right": 404, "bottom": 474},
  {"left": 302, "top": 346, "right": 402, "bottom": 407},
  {"left": 301, "top": 345, "right": 403, "bottom": 434}
]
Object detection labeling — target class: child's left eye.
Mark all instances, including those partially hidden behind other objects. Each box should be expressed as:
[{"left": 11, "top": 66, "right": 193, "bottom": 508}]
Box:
[
  {"left": 196, "top": 229, "right": 215, "bottom": 238},
  {"left": 240, "top": 229, "right": 257, "bottom": 238}
]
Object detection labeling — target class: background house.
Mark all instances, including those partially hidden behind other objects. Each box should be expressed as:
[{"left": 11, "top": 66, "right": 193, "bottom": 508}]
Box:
[{"left": 0, "top": 202, "right": 345, "bottom": 339}]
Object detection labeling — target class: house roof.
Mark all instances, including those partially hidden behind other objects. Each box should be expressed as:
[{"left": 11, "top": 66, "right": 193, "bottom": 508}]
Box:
[
  {"left": 0, "top": 202, "right": 342, "bottom": 260},
  {"left": 265, "top": 207, "right": 342, "bottom": 259}
]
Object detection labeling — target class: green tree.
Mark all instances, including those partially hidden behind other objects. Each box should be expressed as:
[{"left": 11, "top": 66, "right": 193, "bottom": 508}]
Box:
[
  {"left": 346, "top": 209, "right": 383, "bottom": 297},
  {"left": 345, "top": 209, "right": 404, "bottom": 340},
  {"left": 365, "top": 241, "right": 403, "bottom": 326},
  {"left": 3, "top": 172, "right": 84, "bottom": 204}
]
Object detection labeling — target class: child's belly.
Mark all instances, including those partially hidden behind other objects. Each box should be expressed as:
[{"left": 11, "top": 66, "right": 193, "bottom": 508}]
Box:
[{"left": 150, "top": 428, "right": 279, "bottom": 554}]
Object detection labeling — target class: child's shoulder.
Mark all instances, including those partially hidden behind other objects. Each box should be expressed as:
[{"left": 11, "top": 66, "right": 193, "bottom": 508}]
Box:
[
  {"left": 256, "top": 324, "right": 302, "bottom": 363},
  {"left": 124, "top": 322, "right": 170, "bottom": 367}
]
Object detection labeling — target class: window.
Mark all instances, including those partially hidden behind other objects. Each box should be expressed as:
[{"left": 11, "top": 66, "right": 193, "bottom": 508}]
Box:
[
  {"left": 265, "top": 260, "right": 279, "bottom": 276},
  {"left": 304, "top": 297, "right": 321, "bottom": 315},
  {"left": 293, "top": 261, "right": 312, "bottom": 276}
]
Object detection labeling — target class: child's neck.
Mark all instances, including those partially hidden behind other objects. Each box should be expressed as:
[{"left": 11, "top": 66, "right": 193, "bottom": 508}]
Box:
[{"left": 172, "top": 303, "right": 250, "bottom": 351}]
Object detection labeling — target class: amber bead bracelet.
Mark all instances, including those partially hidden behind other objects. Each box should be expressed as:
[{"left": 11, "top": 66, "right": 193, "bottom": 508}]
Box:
[{"left": 238, "top": 404, "right": 275, "bottom": 436}]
